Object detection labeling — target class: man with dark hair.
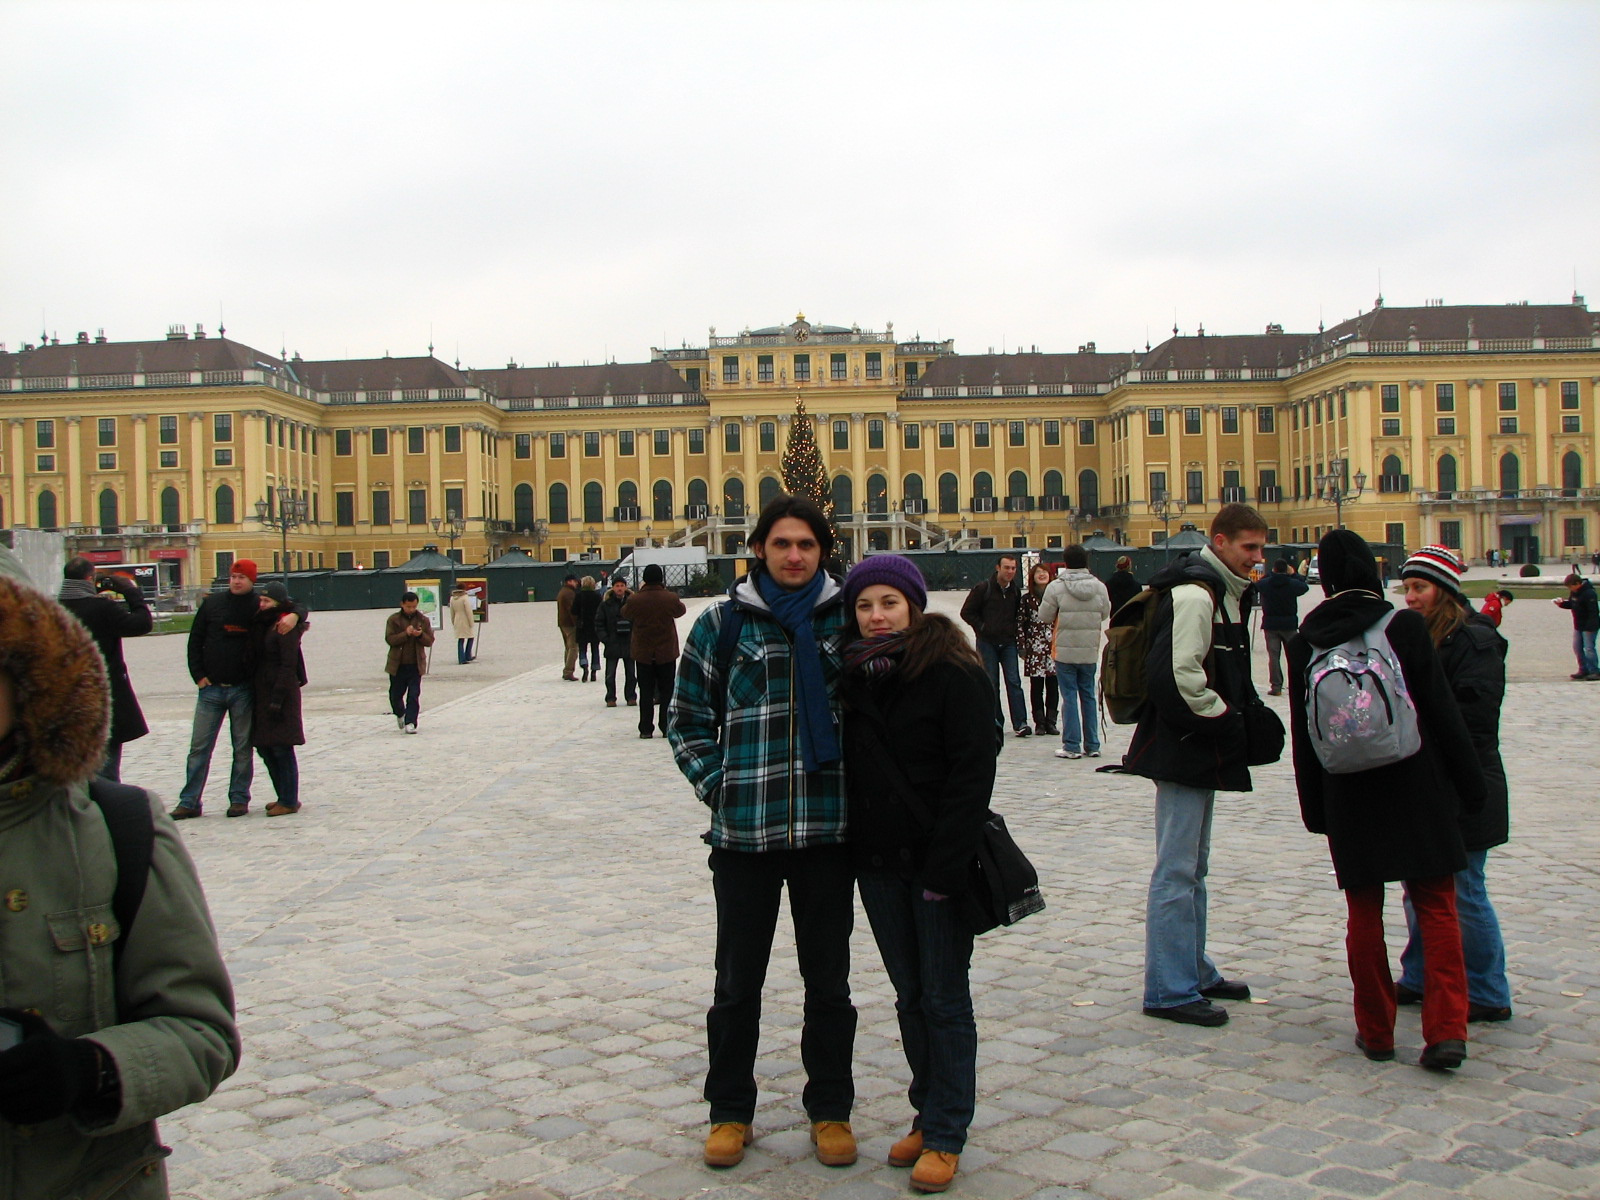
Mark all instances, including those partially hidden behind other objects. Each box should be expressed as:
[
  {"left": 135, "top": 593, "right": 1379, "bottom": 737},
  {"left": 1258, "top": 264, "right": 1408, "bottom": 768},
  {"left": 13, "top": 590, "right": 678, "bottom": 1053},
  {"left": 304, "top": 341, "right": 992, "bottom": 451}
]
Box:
[
  {"left": 385, "top": 591, "right": 434, "bottom": 734},
  {"left": 1037, "top": 544, "right": 1110, "bottom": 759},
  {"left": 58, "top": 557, "right": 152, "bottom": 781},
  {"left": 1555, "top": 572, "right": 1599, "bottom": 679},
  {"left": 1255, "top": 558, "right": 1310, "bottom": 696},
  {"left": 1121, "top": 503, "right": 1270, "bottom": 1026},
  {"left": 596, "top": 574, "right": 636, "bottom": 707},
  {"left": 556, "top": 573, "right": 580, "bottom": 681},
  {"left": 669, "top": 493, "right": 857, "bottom": 1171},
  {"left": 961, "top": 552, "right": 1030, "bottom": 736},
  {"left": 623, "top": 564, "right": 686, "bottom": 737}
]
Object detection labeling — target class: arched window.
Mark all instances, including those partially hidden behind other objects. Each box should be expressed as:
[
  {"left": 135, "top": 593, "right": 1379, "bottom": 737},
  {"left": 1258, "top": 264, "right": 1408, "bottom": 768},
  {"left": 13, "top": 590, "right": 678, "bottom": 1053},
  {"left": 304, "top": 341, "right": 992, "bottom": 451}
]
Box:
[
  {"left": 160, "top": 486, "right": 181, "bottom": 528},
  {"left": 723, "top": 533, "right": 744, "bottom": 555},
  {"left": 831, "top": 474, "right": 853, "bottom": 515},
  {"left": 1078, "top": 469, "right": 1100, "bottom": 515},
  {"left": 938, "top": 472, "right": 959, "bottom": 515},
  {"left": 1382, "top": 454, "right": 1403, "bottom": 477},
  {"left": 582, "top": 481, "right": 603, "bottom": 524},
  {"left": 98, "top": 488, "right": 119, "bottom": 533},
  {"left": 214, "top": 483, "right": 235, "bottom": 525},
  {"left": 1562, "top": 451, "right": 1583, "bottom": 495},
  {"left": 37, "top": 490, "right": 57, "bottom": 530},
  {"left": 1437, "top": 454, "right": 1457, "bottom": 495},
  {"left": 548, "top": 482, "right": 569, "bottom": 524},
  {"left": 758, "top": 475, "right": 782, "bottom": 510},
  {"left": 618, "top": 480, "right": 639, "bottom": 511},
  {"left": 867, "top": 472, "right": 888, "bottom": 514},
  {"left": 688, "top": 478, "right": 709, "bottom": 509},
  {"left": 1043, "top": 470, "right": 1064, "bottom": 497},
  {"left": 653, "top": 479, "right": 673, "bottom": 521},
  {"left": 972, "top": 471, "right": 993, "bottom": 499},
  {"left": 1008, "top": 470, "right": 1028, "bottom": 499},
  {"left": 1498, "top": 452, "right": 1520, "bottom": 497},
  {"left": 724, "top": 477, "right": 745, "bottom": 518},
  {"left": 903, "top": 473, "right": 924, "bottom": 502},
  {"left": 514, "top": 482, "right": 535, "bottom": 530}
]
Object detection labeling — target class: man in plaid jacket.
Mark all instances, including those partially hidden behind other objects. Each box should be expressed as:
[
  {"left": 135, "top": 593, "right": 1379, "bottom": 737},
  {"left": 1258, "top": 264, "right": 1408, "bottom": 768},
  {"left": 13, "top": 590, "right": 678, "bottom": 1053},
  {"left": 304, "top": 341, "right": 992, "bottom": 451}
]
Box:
[{"left": 669, "top": 494, "right": 857, "bottom": 1171}]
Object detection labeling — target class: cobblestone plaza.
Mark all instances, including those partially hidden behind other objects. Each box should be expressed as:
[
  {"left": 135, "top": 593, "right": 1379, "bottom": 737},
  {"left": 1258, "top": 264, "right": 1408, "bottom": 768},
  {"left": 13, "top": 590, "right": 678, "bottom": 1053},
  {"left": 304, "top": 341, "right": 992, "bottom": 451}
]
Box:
[{"left": 118, "top": 581, "right": 1599, "bottom": 1200}]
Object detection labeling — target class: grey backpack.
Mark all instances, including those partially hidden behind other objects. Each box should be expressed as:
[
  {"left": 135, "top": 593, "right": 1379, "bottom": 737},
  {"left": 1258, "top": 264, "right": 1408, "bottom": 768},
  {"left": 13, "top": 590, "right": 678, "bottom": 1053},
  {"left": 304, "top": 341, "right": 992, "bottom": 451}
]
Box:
[{"left": 1304, "top": 609, "right": 1421, "bottom": 774}]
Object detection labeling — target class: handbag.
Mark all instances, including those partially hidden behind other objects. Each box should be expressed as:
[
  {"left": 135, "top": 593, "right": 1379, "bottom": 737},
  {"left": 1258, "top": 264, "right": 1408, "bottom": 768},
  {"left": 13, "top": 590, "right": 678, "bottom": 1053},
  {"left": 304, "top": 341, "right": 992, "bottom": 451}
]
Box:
[{"left": 1242, "top": 695, "right": 1285, "bottom": 766}]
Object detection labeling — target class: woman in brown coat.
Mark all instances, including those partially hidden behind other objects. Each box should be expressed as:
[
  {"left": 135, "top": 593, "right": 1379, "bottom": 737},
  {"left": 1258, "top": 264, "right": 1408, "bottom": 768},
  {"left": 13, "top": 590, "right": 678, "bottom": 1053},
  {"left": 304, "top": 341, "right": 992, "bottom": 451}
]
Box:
[{"left": 253, "top": 581, "right": 307, "bottom": 815}]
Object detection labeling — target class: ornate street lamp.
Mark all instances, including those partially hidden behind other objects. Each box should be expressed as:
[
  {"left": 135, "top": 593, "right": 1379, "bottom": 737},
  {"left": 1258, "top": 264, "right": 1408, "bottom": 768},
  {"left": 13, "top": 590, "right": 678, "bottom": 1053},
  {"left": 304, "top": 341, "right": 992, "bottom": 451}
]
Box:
[
  {"left": 430, "top": 508, "right": 468, "bottom": 592},
  {"left": 1150, "top": 489, "right": 1187, "bottom": 558},
  {"left": 1316, "top": 458, "right": 1368, "bottom": 529},
  {"left": 254, "top": 485, "right": 309, "bottom": 587}
]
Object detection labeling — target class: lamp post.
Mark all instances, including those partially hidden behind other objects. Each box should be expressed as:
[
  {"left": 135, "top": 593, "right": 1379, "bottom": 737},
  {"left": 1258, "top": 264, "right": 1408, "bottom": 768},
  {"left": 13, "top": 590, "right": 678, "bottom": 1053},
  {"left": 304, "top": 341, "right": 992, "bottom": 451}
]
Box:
[
  {"left": 254, "top": 485, "right": 308, "bottom": 587},
  {"left": 1149, "top": 489, "right": 1187, "bottom": 559},
  {"left": 1316, "top": 457, "right": 1368, "bottom": 529},
  {"left": 1013, "top": 513, "right": 1036, "bottom": 550},
  {"left": 430, "top": 508, "right": 467, "bottom": 592},
  {"left": 527, "top": 518, "right": 550, "bottom": 560}
]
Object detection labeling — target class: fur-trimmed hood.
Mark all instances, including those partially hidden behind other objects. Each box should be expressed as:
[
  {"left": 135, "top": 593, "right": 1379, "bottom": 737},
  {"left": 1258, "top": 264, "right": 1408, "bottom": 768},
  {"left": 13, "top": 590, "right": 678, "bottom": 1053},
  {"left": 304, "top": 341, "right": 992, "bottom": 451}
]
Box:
[{"left": 0, "top": 546, "right": 111, "bottom": 784}]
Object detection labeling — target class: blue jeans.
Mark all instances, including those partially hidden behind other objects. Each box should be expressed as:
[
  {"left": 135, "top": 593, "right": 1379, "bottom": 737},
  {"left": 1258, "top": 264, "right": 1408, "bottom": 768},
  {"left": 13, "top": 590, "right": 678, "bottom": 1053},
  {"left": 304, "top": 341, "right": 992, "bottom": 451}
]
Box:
[
  {"left": 1574, "top": 629, "right": 1598, "bottom": 676},
  {"left": 1144, "top": 780, "right": 1225, "bottom": 1008},
  {"left": 257, "top": 745, "right": 300, "bottom": 810},
  {"left": 858, "top": 871, "right": 976, "bottom": 1154},
  {"left": 456, "top": 637, "right": 475, "bottom": 664},
  {"left": 977, "top": 639, "right": 1028, "bottom": 732},
  {"left": 1055, "top": 661, "right": 1100, "bottom": 754},
  {"left": 1397, "top": 849, "right": 1511, "bottom": 1009},
  {"left": 178, "top": 684, "right": 253, "bottom": 810}
]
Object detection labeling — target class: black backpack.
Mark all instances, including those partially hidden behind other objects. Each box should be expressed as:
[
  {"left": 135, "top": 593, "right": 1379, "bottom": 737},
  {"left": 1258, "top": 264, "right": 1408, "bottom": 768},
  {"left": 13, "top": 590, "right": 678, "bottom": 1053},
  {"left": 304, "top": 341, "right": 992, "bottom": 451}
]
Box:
[{"left": 87, "top": 778, "right": 155, "bottom": 974}]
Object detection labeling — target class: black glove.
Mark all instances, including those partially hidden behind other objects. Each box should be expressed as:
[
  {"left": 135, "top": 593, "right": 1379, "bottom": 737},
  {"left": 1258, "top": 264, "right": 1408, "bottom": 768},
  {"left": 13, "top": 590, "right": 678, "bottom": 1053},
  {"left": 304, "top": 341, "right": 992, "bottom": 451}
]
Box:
[{"left": 0, "top": 1008, "right": 104, "bottom": 1125}]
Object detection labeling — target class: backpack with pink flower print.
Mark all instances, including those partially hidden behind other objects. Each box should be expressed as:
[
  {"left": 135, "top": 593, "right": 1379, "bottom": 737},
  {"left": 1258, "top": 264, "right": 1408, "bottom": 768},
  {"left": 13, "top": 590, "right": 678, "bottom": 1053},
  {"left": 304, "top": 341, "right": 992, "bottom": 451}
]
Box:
[{"left": 1304, "top": 609, "right": 1422, "bottom": 774}]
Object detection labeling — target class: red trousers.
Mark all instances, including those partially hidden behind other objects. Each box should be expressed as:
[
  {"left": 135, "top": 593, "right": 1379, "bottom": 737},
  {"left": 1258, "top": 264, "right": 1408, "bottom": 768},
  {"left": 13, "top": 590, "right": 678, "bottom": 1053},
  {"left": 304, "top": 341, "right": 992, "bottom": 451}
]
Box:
[{"left": 1343, "top": 876, "right": 1466, "bottom": 1051}]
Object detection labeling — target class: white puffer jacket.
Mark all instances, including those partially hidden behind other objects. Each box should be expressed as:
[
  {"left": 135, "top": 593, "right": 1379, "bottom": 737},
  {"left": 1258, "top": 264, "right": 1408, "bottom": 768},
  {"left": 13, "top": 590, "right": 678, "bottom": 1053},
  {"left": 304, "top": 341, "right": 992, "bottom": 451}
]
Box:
[{"left": 1035, "top": 569, "right": 1111, "bottom": 664}]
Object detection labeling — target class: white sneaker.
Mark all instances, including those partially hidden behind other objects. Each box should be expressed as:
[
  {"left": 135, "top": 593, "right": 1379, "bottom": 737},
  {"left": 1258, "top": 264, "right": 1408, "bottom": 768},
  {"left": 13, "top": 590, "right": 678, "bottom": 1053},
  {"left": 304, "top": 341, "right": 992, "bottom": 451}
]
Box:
[
  {"left": 1055, "top": 749, "right": 1081, "bottom": 759},
  {"left": 404, "top": 723, "right": 418, "bottom": 735},
  {"left": 1086, "top": 750, "right": 1101, "bottom": 758}
]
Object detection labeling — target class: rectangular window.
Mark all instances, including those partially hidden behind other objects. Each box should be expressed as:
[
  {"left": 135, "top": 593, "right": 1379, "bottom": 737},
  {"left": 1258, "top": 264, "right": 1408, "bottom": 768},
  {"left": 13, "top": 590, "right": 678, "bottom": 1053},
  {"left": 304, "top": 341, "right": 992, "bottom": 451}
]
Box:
[
  {"left": 619, "top": 430, "right": 635, "bottom": 456},
  {"left": 407, "top": 426, "right": 425, "bottom": 454},
  {"left": 514, "top": 433, "right": 532, "bottom": 459},
  {"left": 265, "top": 419, "right": 273, "bottom": 446},
  {"left": 1563, "top": 415, "right": 1581, "bottom": 433},
  {"left": 371, "top": 550, "right": 391, "bottom": 569},
  {"left": 158, "top": 450, "right": 178, "bottom": 468},
  {"left": 757, "top": 355, "right": 774, "bottom": 383},
  {"left": 684, "top": 367, "right": 700, "bottom": 390},
  {"left": 833, "top": 420, "right": 849, "bottom": 451},
  {"left": 370, "top": 427, "right": 388, "bottom": 455},
  {"left": 1186, "top": 470, "right": 1204, "bottom": 504},
  {"left": 1221, "top": 407, "right": 1239, "bottom": 434},
  {"left": 688, "top": 428, "right": 705, "bottom": 454},
  {"left": 1314, "top": 398, "right": 1323, "bottom": 425},
  {"left": 445, "top": 487, "right": 463, "bottom": 518},
  {"left": 903, "top": 422, "right": 921, "bottom": 450},
  {"left": 1258, "top": 468, "right": 1277, "bottom": 500},
  {"left": 372, "top": 491, "right": 391, "bottom": 525},
  {"left": 1381, "top": 384, "right": 1400, "bottom": 413},
  {"left": 35, "top": 419, "right": 54, "bottom": 449},
  {"left": 289, "top": 423, "right": 298, "bottom": 451},
  {"left": 653, "top": 429, "right": 670, "bottom": 456},
  {"left": 830, "top": 352, "right": 847, "bottom": 381},
  {"left": 1381, "top": 418, "right": 1401, "bottom": 436},
  {"left": 1078, "top": 419, "right": 1096, "bottom": 445},
  {"left": 1183, "top": 407, "right": 1201, "bottom": 435},
  {"left": 938, "top": 422, "right": 955, "bottom": 448},
  {"left": 583, "top": 431, "right": 600, "bottom": 457},
  {"left": 444, "top": 425, "right": 462, "bottom": 453},
  {"left": 1498, "top": 382, "right": 1517, "bottom": 410},
  {"left": 1565, "top": 518, "right": 1587, "bottom": 547},
  {"left": 1561, "top": 380, "right": 1580, "bottom": 409},
  {"left": 159, "top": 415, "right": 178, "bottom": 444},
  {"left": 1257, "top": 406, "right": 1274, "bottom": 433},
  {"left": 1148, "top": 470, "right": 1168, "bottom": 500},
  {"left": 793, "top": 354, "right": 810, "bottom": 383},
  {"left": 1499, "top": 417, "right": 1518, "bottom": 434},
  {"left": 1437, "top": 417, "right": 1456, "bottom": 435},
  {"left": 904, "top": 361, "right": 919, "bottom": 385},
  {"left": 36, "top": 454, "right": 55, "bottom": 472},
  {"left": 759, "top": 422, "right": 775, "bottom": 453},
  {"left": 213, "top": 413, "right": 233, "bottom": 442},
  {"left": 1009, "top": 420, "right": 1025, "bottom": 447},
  {"left": 1386, "top": 522, "right": 1405, "bottom": 547},
  {"left": 337, "top": 552, "right": 355, "bottom": 570},
  {"left": 98, "top": 452, "right": 117, "bottom": 470},
  {"left": 335, "top": 492, "right": 354, "bottom": 525},
  {"left": 1438, "top": 519, "right": 1461, "bottom": 549},
  {"left": 550, "top": 432, "right": 566, "bottom": 458},
  {"left": 408, "top": 489, "right": 427, "bottom": 525},
  {"left": 973, "top": 421, "right": 990, "bottom": 448},
  {"left": 869, "top": 419, "right": 885, "bottom": 450},
  {"left": 335, "top": 429, "right": 353, "bottom": 456},
  {"left": 722, "top": 356, "right": 739, "bottom": 384},
  {"left": 724, "top": 422, "right": 741, "bottom": 454},
  {"left": 212, "top": 448, "right": 231, "bottom": 466},
  {"left": 1436, "top": 383, "right": 1455, "bottom": 411},
  {"left": 1043, "top": 420, "right": 1060, "bottom": 446},
  {"left": 1147, "top": 408, "right": 1165, "bottom": 436},
  {"left": 866, "top": 352, "right": 882, "bottom": 380}
]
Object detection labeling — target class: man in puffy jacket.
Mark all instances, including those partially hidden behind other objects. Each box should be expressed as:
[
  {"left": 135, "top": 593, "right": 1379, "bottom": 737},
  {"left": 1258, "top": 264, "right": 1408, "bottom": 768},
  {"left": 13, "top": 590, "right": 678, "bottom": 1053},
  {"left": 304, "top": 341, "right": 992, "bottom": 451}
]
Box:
[
  {"left": 58, "top": 557, "right": 153, "bottom": 781},
  {"left": 1255, "top": 558, "right": 1310, "bottom": 696},
  {"left": 0, "top": 546, "right": 238, "bottom": 1200},
  {"left": 1036, "top": 544, "right": 1111, "bottom": 758}
]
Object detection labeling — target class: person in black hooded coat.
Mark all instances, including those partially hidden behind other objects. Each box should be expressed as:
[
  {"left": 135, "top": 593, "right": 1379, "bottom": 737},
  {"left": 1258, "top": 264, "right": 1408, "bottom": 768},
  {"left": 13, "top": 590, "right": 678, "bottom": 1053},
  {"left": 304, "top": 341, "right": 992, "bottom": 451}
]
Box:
[{"left": 1286, "top": 530, "right": 1487, "bottom": 1071}]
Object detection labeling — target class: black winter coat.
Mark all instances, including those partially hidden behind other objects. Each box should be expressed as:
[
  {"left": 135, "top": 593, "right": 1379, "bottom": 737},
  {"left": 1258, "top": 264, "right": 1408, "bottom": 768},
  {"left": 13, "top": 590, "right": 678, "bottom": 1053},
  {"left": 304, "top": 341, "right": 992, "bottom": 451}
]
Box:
[
  {"left": 842, "top": 657, "right": 996, "bottom": 898},
  {"left": 188, "top": 590, "right": 261, "bottom": 685},
  {"left": 1287, "top": 593, "right": 1486, "bottom": 890},
  {"left": 960, "top": 575, "right": 1021, "bottom": 645},
  {"left": 1105, "top": 569, "right": 1141, "bottom": 616},
  {"left": 595, "top": 590, "right": 633, "bottom": 651},
  {"left": 573, "top": 588, "right": 603, "bottom": 643},
  {"left": 1556, "top": 579, "right": 1599, "bottom": 631},
  {"left": 1437, "top": 611, "right": 1509, "bottom": 851},
  {"left": 1255, "top": 571, "right": 1310, "bottom": 632},
  {"left": 251, "top": 610, "right": 307, "bottom": 747},
  {"left": 59, "top": 585, "right": 152, "bottom": 744}
]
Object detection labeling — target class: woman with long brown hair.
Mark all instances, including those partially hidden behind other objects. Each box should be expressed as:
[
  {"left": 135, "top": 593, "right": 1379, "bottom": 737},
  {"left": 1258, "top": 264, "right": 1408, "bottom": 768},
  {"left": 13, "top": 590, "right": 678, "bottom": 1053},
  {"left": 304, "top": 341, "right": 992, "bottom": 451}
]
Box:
[
  {"left": 1018, "top": 562, "right": 1059, "bottom": 736},
  {"left": 840, "top": 555, "right": 997, "bottom": 1193}
]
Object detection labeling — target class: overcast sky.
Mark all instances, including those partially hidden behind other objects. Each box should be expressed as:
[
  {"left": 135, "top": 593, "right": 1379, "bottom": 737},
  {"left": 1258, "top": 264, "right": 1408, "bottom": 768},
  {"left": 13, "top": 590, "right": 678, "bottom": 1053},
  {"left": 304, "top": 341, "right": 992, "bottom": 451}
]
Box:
[{"left": 5, "top": 0, "right": 1597, "bottom": 369}]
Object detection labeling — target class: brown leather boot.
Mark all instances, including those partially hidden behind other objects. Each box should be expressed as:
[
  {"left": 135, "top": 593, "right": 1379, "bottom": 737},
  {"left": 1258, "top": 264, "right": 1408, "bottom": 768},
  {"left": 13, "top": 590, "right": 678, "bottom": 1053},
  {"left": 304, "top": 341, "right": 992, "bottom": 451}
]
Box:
[
  {"left": 888, "top": 1127, "right": 923, "bottom": 1167},
  {"left": 703, "top": 1122, "right": 752, "bottom": 1167},
  {"left": 810, "top": 1120, "right": 857, "bottom": 1166},
  {"left": 911, "top": 1149, "right": 959, "bottom": 1193}
]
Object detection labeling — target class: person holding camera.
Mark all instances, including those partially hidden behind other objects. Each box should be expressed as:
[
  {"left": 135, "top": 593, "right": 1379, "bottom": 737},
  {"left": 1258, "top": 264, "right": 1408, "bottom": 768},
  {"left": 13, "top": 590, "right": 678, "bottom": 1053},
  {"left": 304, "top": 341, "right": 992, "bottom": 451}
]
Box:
[{"left": 58, "top": 557, "right": 153, "bottom": 782}]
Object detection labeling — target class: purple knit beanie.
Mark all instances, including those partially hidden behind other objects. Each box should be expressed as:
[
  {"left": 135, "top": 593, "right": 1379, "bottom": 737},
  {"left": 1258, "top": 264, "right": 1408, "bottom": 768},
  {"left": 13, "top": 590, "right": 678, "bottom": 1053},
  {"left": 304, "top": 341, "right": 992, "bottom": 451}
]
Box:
[{"left": 843, "top": 554, "right": 928, "bottom": 613}]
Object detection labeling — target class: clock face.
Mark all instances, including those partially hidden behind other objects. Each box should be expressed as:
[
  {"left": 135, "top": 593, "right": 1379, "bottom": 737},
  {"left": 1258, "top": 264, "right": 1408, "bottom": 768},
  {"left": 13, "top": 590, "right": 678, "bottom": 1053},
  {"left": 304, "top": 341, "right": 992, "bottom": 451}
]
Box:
[{"left": 794, "top": 326, "right": 808, "bottom": 341}]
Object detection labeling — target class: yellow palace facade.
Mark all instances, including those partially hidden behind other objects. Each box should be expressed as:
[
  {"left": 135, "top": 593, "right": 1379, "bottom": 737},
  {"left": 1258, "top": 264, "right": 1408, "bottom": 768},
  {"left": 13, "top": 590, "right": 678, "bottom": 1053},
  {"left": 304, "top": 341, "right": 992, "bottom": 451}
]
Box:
[{"left": 1, "top": 301, "right": 1596, "bottom": 589}]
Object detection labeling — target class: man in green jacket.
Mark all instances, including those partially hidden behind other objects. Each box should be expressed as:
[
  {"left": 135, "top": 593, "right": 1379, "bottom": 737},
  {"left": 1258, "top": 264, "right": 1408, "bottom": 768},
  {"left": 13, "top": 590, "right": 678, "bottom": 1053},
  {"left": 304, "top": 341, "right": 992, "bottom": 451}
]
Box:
[{"left": 0, "top": 547, "right": 239, "bottom": 1199}]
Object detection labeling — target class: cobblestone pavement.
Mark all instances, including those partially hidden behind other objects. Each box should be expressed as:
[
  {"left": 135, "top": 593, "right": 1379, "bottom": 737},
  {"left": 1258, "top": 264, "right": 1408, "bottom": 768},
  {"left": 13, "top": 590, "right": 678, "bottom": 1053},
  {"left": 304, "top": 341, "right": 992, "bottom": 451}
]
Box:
[{"left": 115, "top": 590, "right": 1599, "bottom": 1200}]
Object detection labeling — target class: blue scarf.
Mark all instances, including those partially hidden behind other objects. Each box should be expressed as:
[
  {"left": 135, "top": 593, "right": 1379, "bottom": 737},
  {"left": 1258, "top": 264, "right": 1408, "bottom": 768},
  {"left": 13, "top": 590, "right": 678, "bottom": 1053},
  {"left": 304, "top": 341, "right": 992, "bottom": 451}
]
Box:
[{"left": 756, "top": 568, "right": 841, "bottom": 773}]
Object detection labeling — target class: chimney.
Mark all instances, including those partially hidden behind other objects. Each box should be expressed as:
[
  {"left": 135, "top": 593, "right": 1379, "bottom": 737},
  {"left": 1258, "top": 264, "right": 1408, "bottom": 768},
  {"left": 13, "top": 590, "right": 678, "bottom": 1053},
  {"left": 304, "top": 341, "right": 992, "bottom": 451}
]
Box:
[
  {"left": 167, "top": 324, "right": 187, "bottom": 340},
  {"left": 1085, "top": 341, "right": 1096, "bottom": 353},
  {"left": 95, "top": 328, "right": 107, "bottom": 343},
  {"left": 194, "top": 323, "right": 207, "bottom": 340},
  {"left": 76, "top": 331, "right": 89, "bottom": 344}
]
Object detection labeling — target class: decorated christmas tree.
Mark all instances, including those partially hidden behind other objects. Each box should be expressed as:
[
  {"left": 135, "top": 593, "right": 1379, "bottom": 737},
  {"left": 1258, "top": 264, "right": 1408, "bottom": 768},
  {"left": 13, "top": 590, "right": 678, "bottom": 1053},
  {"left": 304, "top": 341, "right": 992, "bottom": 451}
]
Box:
[{"left": 781, "top": 397, "right": 834, "bottom": 529}]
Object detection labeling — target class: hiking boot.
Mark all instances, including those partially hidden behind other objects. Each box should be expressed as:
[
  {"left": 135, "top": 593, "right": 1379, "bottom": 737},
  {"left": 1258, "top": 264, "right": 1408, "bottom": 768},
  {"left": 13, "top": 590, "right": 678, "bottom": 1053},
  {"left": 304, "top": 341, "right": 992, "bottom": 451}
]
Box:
[
  {"left": 170, "top": 804, "right": 202, "bottom": 820},
  {"left": 1395, "top": 983, "right": 1423, "bottom": 1006},
  {"left": 226, "top": 803, "right": 249, "bottom": 818},
  {"left": 1355, "top": 1034, "right": 1395, "bottom": 1062},
  {"left": 703, "top": 1122, "right": 752, "bottom": 1167},
  {"left": 1201, "top": 979, "right": 1251, "bottom": 1001},
  {"left": 266, "top": 803, "right": 300, "bottom": 816},
  {"left": 1143, "top": 1000, "right": 1228, "bottom": 1026},
  {"left": 888, "top": 1127, "right": 923, "bottom": 1168},
  {"left": 1420, "top": 1039, "right": 1466, "bottom": 1070},
  {"left": 910, "top": 1150, "right": 959, "bottom": 1193},
  {"left": 810, "top": 1121, "right": 857, "bottom": 1166}
]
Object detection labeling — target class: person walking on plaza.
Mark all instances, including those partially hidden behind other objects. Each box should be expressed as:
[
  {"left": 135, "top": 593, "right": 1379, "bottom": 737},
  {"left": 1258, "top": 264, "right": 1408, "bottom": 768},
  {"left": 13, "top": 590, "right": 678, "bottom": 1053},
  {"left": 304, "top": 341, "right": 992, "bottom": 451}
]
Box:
[
  {"left": 1037, "top": 544, "right": 1111, "bottom": 760},
  {"left": 556, "top": 574, "right": 580, "bottom": 680},
  {"left": 1106, "top": 554, "right": 1141, "bottom": 615},
  {"left": 1554, "top": 572, "right": 1599, "bottom": 679},
  {"left": 385, "top": 592, "right": 434, "bottom": 734},
  {"left": 449, "top": 582, "right": 477, "bottom": 664},
  {"left": 1287, "top": 531, "right": 1486, "bottom": 1070},
  {"left": 1121, "top": 504, "right": 1269, "bottom": 1026},
  {"left": 624, "top": 564, "right": 685, "bottom": 738},
  {"left": 0, "top": 545, "right": 240, "bottom": 1200},
  {"left": 252, "top": 581, "right": 307, "bottom": 815},
  {"left": 960, "top": 553, "right": 1030, "bottom": 737},
  {"left": 1018, "top": 563, "right": 1060, "bottom": 737},
  {"left": 668, "top": 494, "right": 856, "bottom": 1171},
  {"left": 58, "top": 557, "right": 152, "bottom": 782},
  {"left": 574, "top": 575, "right": 603, "bottom": 682},
  {"left": 596, "top": 574, "right": 636, "bottom": 707},
  {"left": 840, "top": 555, "right": 996, "bottom": 1193},
  {"left": 1394, "top": 546, "right": 1514, "bottom": 1022},
  {"left": 1256, "top": 558, "right": 1310, "bottom": 697}
]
